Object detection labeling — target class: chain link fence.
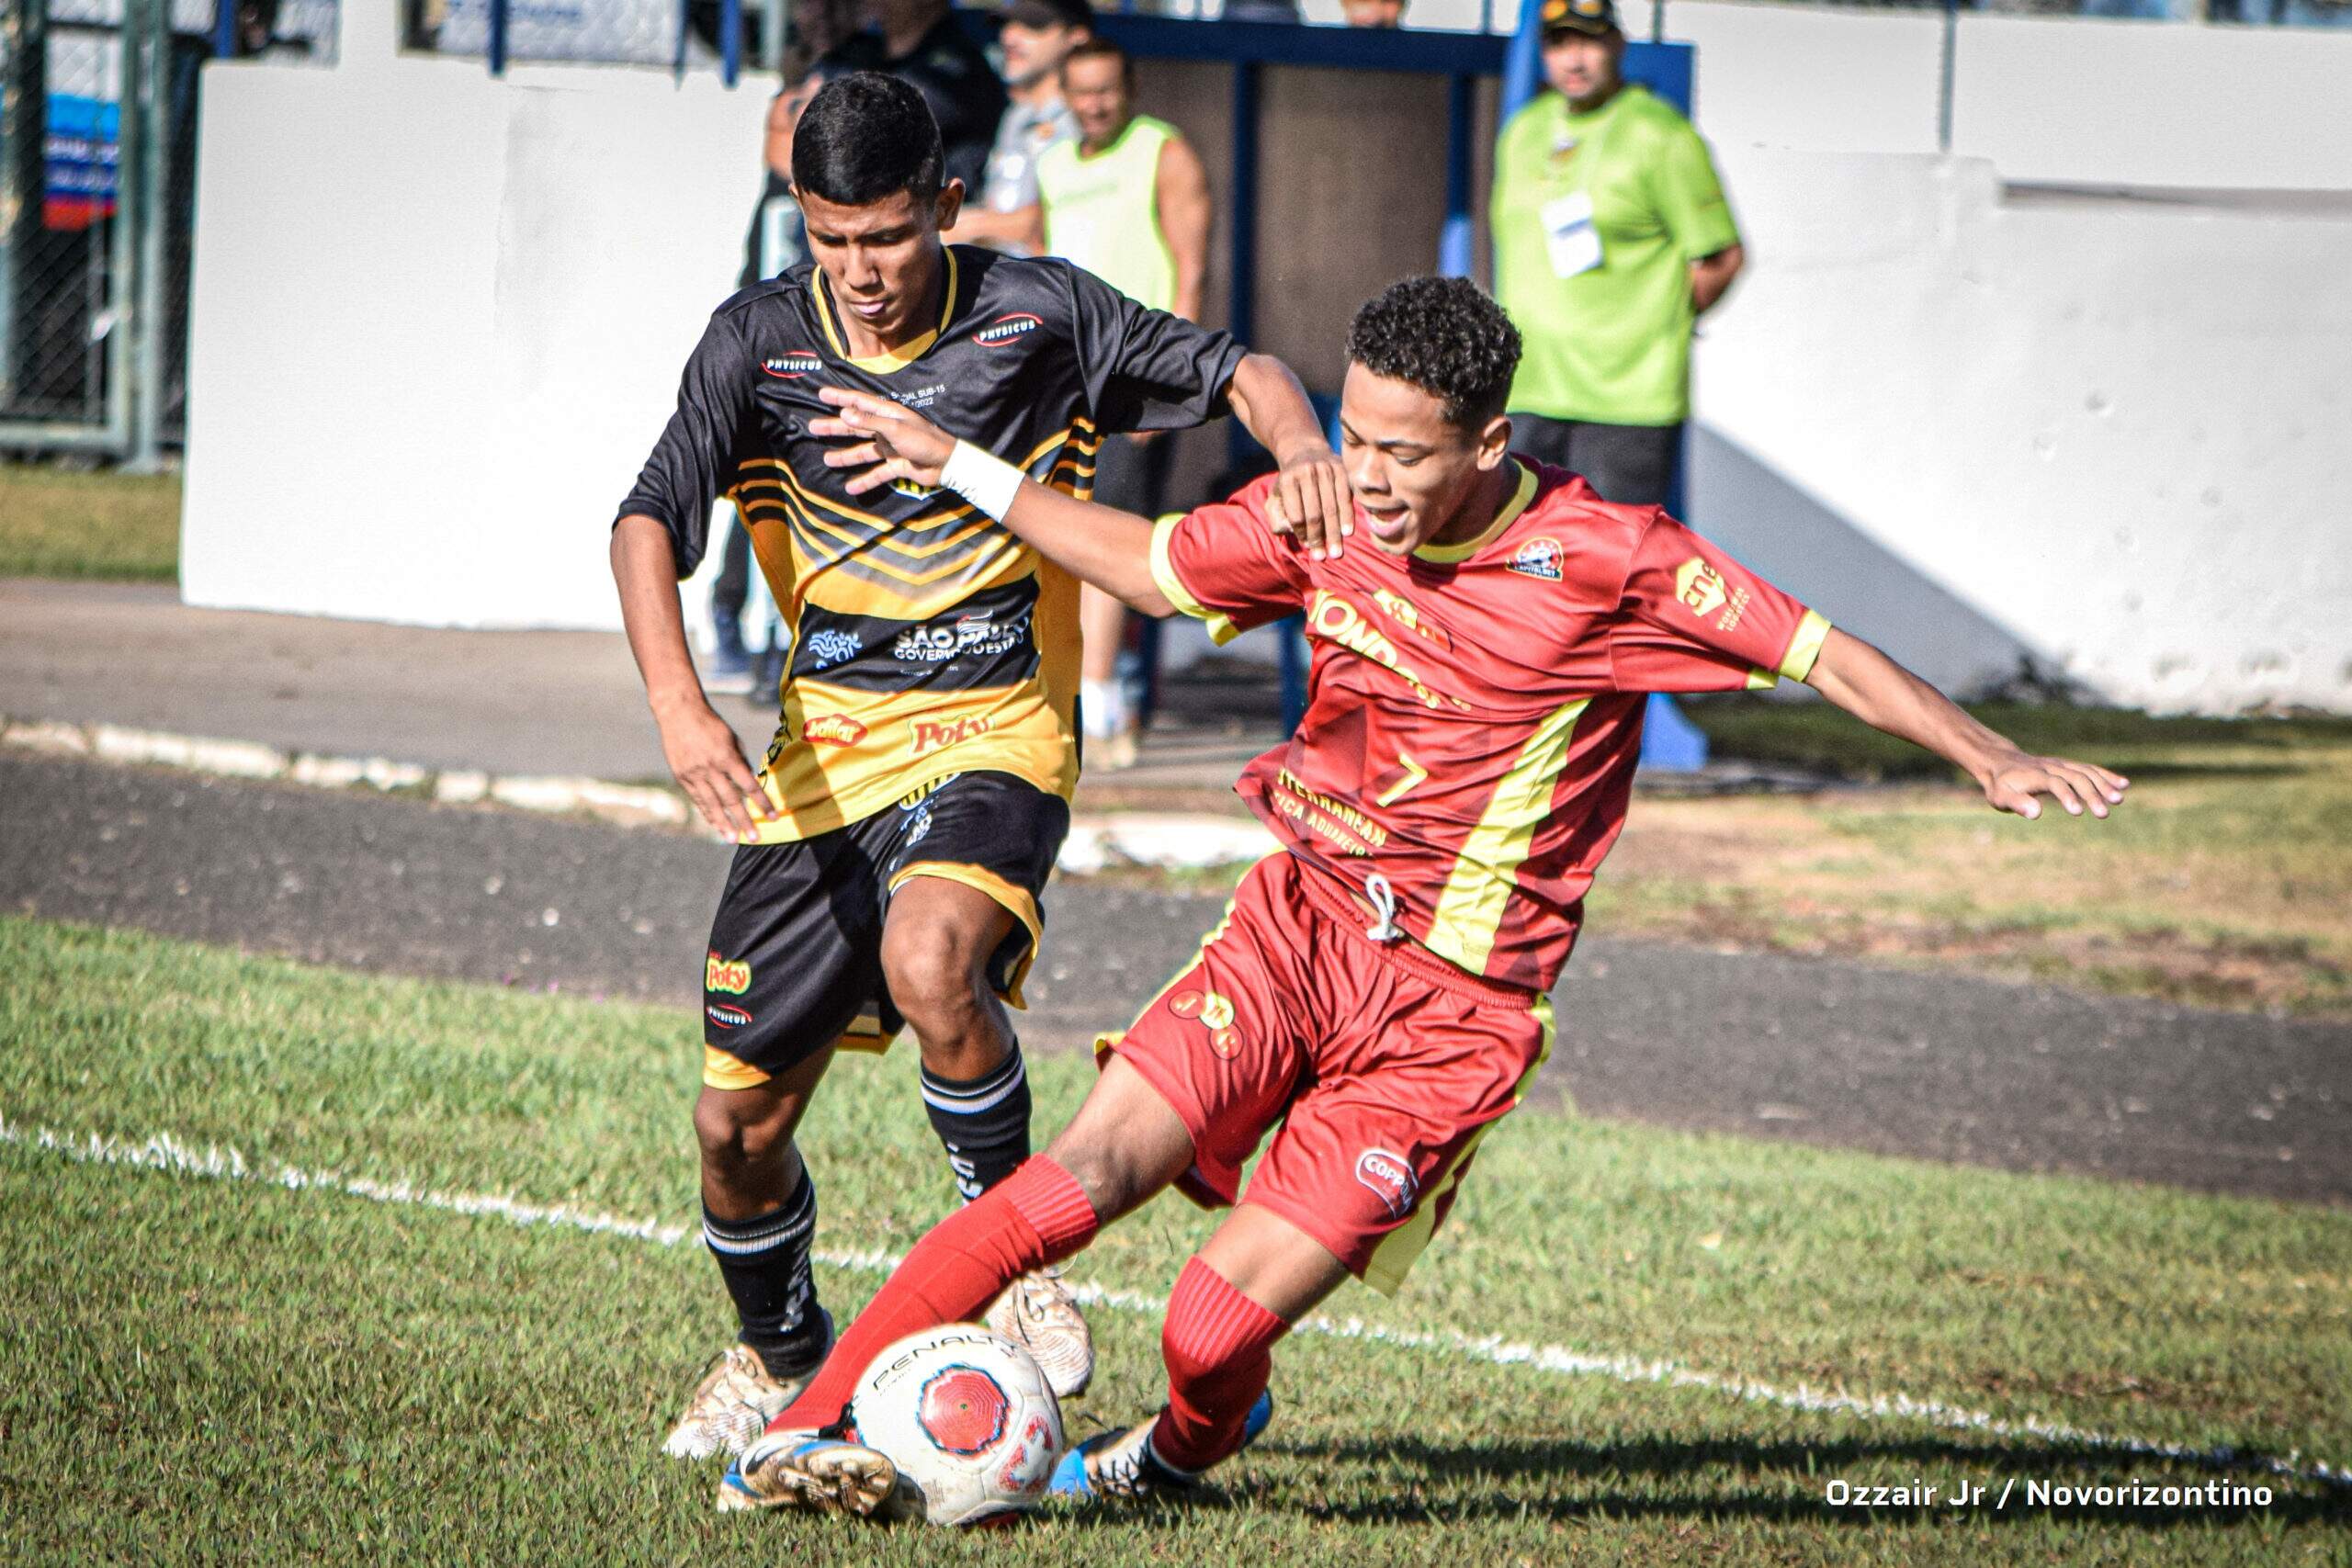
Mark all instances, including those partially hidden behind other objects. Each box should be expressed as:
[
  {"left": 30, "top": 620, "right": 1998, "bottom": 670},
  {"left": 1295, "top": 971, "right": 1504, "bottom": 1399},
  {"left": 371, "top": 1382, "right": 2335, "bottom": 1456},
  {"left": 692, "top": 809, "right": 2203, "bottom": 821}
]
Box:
[{"left": 0, "top": 0, "right": 333, "bottom": 460}]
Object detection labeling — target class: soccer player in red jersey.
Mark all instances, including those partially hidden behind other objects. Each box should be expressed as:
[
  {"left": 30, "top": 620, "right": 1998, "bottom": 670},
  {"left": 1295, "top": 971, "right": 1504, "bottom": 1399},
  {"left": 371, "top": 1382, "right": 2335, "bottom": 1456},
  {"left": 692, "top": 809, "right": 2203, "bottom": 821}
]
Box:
[{"left": 716, "top": 276, "right": 2130, "bottom": 1514}]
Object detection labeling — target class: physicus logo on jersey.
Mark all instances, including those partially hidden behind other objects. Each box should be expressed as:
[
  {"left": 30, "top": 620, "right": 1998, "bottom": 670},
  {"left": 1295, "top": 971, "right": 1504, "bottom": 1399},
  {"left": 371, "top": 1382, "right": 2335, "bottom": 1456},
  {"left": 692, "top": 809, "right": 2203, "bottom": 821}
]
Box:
[
  {"left": 801, "top": 713, "right": 869, "bottom": 747},
  {"left": 1673, "top": 555, "right": 1751, "bottom": 632},
  {"left": 1508, "top": 536, "right": 1565, "bottom": 581},
  {"left": 971, "top": 312, "right": 1043, "bottom": 348},
  {"left": 1354, "top": 1147, "right": 1419, "bottom": 1219},
  {"left": 1371, "top": 587, "right": 1452, "bottom": 649},
  {"left": 910, "top": 714, "right": 992, "bottom": 757},
  {"left": 761, "top": 351, "right": 821, "bottom": 378},
  {"left": 894, "top": 608, "right": 1035, "bottom": 663},
  {"left": 1306, "top": 590, "right": 1461, "bottom": 710},
  {"left": 706, "top": 1003, "right": 752, "bottom": 1031},
  {"left": 706, "top": 951, "right": 752, "bottom": 995}
]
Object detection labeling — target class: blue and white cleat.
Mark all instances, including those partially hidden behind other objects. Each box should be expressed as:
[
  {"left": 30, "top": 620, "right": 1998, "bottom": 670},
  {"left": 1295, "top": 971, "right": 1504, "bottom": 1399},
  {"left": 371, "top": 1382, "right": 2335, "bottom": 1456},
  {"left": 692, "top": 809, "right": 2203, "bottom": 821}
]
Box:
[
  {"left": 1048, "top": 1390, "right": 1273, "bottom": 1503},
  {"left": 716, "top": 1427, "right": 909, "bottom": 1517}
]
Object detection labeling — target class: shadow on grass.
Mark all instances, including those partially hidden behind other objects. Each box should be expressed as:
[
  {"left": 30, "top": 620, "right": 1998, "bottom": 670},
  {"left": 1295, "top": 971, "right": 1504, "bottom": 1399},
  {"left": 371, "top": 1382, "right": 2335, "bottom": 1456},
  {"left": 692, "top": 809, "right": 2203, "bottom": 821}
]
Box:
[{"left": 1198, "top": 1433, "right": 2352, "bottom": 1530}]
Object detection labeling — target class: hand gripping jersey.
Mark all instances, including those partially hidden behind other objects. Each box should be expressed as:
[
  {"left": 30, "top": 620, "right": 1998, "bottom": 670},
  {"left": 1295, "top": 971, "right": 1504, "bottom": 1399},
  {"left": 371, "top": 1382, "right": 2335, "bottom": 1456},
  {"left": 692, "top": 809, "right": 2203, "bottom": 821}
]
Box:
[
  {"left": 618, "top": 247, "right": 1245, "bottom": 840},
  {"left": 1152, "top": 460, "right": 1832, "bottom": 992}
]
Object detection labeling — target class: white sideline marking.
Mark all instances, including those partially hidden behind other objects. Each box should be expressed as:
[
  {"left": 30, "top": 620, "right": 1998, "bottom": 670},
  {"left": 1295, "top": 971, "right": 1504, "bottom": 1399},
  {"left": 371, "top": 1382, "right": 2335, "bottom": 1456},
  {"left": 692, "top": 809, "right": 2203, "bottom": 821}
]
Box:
[{"left": 5, "top": 1111, "right": 2345, "bottom": 1493}]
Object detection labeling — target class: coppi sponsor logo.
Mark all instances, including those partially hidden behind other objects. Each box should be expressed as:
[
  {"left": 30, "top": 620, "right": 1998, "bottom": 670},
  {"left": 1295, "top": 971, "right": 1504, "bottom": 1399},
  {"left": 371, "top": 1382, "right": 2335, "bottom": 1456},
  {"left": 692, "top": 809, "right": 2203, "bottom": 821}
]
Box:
[
  {"left": 1508, "top": 536, "right": 1564, "bottom": 581},
  {"left": 1354, "top": 1146, "right": 1418, "bottom": 1219},
  {"left": 910, "top": 714, "right": 992, "bottom": 756},
  {"left": 971, "top": 312, "right": 1042, "bottom": 347},
  {"left": 706, "top": 952, "right": 752, "bottom": 994},
  {"left": 893, "top": 609, "right": 1033, "bottom": 663},
  {"left": 706, "top": 1003, "right": 752, "bottom": 1030},
  {"left": 801, "top": 714, "right": 868, "bottom": 747},
  {"left": 762, "top": 351, "right": 821, "bottom": 378}
]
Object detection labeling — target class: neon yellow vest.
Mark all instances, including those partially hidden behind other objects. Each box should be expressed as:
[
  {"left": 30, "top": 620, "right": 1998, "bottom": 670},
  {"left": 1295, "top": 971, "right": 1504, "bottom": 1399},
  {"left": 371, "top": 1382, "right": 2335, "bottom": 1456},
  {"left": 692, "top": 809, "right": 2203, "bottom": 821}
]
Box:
[{"left": 1036, "top": 115, "right": 1179, "bottom": 312}]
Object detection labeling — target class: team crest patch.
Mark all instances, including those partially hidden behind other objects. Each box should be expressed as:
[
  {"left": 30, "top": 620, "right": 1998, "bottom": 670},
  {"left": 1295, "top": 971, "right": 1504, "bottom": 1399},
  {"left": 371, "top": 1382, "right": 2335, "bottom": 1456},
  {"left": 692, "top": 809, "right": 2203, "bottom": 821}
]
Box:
[
  {"left": 1355, "top": 1147, "right": 1418, "bottom": 1218},
  {"left": 1508, "top": 536, "right": 1564, "bottom": 581}
]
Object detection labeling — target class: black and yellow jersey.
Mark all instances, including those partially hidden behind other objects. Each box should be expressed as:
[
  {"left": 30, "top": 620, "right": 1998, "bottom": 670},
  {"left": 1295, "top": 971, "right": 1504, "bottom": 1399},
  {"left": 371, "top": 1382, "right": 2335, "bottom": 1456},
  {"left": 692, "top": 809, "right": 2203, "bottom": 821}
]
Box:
[{"left": 618, "top": 245, "right": 1246, "bottom": 840}]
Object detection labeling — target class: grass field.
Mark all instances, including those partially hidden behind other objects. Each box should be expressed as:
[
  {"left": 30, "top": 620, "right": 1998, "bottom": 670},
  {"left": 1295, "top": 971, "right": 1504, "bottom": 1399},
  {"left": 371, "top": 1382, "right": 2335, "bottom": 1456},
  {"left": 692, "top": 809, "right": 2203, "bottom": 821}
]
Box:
[
  {"left": 4, "top": 916, "right": 2346, "bottom": 1563},
  {"left": 0, "top": 460, "right": 181, "bottom": 581}
]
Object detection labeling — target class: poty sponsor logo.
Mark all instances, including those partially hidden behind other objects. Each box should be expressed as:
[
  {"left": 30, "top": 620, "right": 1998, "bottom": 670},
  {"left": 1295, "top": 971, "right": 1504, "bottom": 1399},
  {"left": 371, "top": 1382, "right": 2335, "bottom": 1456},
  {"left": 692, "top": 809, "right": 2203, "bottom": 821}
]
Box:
[
  {"left": 706, "top": 952, "right": 752, "bottom": 995},
  {"left": 1355, "top": 1146, "right": 1418, "bottom": 1218},
  {"left": 971, "top": 312, "right": 1042, "bottom": 347},
  {"left": 801, "top": 714, "right": 868, "bottom": 747},
  {"left": 706, "top": 1003, "right": 752, "bottom": 1030},
  {"left": 762, "top": 351, "right": 821, "bottom": 378},
  {"left": 1509, "top": 536, "right": 1565, "bottom": 581},
  {"left": 910, "top": 715, "right": 991, "bottom": 756}
]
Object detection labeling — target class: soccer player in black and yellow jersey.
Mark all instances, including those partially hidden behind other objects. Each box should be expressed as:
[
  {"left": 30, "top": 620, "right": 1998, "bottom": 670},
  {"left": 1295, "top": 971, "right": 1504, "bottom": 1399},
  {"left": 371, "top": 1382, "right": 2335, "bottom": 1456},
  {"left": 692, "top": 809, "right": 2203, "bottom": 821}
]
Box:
[{"left": 609, "top": 73, "right": 1349, "bottom": 1473}]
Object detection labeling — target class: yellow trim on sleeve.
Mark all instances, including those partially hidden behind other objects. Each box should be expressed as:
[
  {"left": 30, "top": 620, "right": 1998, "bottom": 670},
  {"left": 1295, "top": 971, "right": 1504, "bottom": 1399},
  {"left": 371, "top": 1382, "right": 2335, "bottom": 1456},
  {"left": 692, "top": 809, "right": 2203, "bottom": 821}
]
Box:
[
  {"left": 1778, "top": 609, "right": 1833, "bottom": 683},
  {"left": 887, "top": 860, "right": 1042, "bottom": 1008},
  {"left": 1411, "top": 460, "right": 1538, "bottom": 564},
  {"left": 1745, "top": 666, "right": 1779, "bottom": 691},
  {"left": 1149, "top": 513, "right": 1243, "bottom": 647},
  {"left": 1422, "top": 699, "right": 1590, "bottom": 976}
]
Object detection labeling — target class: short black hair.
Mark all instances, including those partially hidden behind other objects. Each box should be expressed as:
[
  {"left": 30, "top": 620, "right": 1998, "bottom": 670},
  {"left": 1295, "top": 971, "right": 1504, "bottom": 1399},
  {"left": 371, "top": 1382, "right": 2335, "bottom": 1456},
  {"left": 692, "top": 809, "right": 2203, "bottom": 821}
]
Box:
[
  {"left": 792, "top": 73, "right": 944, "bottom": 206},
  {"left": 1344, "top": 276, "right": 1522, "bottom": 428}
]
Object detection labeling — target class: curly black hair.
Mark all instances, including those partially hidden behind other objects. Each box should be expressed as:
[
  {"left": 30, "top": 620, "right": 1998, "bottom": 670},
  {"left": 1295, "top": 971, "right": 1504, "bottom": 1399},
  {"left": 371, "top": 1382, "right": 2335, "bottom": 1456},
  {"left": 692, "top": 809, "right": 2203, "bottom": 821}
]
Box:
[{"left": 1343, "top": 276, "right": 1522, "bottom": 429}]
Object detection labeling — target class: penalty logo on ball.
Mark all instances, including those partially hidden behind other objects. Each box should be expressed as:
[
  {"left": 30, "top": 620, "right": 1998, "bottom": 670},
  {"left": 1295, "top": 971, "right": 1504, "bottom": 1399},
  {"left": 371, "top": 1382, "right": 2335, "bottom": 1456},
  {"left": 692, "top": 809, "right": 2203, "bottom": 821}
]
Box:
[{"left": 915, "top": 1365, "right": 1011, "bottom": 1456}]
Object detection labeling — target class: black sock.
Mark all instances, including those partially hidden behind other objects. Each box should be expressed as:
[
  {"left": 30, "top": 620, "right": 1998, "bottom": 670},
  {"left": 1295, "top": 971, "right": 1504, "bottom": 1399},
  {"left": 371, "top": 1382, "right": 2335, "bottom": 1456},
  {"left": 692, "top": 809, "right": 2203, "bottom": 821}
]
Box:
[
  {"left": 703, "top": 1175, "right": 828, "bottom": 1377},
  {"left": 921, "top": 1043, "right": 1032, "bottom": 1202}
]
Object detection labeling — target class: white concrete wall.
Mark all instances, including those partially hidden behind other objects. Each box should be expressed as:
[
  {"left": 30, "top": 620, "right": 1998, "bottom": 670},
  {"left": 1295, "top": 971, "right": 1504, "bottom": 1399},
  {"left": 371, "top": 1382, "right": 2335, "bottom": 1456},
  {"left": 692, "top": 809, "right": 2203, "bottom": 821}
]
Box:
[{"left": 182, "top": 4, "right": 2352, "bottom": 709}]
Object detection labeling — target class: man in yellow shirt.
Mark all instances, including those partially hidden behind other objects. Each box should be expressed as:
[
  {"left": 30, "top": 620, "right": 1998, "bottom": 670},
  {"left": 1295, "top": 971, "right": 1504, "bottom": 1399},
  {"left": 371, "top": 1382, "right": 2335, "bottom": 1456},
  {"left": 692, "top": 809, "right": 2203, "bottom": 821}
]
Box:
[{"left": 1489, "top": 0, "right": 1743, "bottom": 506}]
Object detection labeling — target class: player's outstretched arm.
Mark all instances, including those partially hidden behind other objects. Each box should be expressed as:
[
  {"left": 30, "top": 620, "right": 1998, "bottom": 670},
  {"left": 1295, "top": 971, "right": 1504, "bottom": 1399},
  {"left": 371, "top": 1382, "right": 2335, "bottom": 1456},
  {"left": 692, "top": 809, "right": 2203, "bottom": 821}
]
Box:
[
  {"left": 1804, "top": 627, "right": 2130, "bottom": 820},
  {"left": 1223, "top": 352, "right": 1355, "bottom": 560},
  {"left": 610, "top": 515, "right": 777, "bottom": 840},
  {"left": 811, "top": 387, "right": 1174, "bottom": 615}
]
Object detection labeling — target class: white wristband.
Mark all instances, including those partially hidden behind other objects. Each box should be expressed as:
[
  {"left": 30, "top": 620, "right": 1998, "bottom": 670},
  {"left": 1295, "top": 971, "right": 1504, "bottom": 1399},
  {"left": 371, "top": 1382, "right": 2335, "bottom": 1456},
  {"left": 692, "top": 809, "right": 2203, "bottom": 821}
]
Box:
[{"left": 938, "top": 439, "right": 1025, "bottom": 523}]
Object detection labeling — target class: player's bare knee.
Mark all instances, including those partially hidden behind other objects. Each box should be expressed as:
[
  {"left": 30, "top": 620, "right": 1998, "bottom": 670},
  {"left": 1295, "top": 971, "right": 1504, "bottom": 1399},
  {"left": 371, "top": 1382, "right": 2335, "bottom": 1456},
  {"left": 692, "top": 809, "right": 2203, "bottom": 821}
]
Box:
[
  {"left": 693, "top": 1089, "right": 792, "bottom": 1175},
  {"left": 881, "top": 921, "right": 988, "bottom": 1042},
  {"left": 1041, "top": 1132, "right": 1154, "bottom": 1221}
]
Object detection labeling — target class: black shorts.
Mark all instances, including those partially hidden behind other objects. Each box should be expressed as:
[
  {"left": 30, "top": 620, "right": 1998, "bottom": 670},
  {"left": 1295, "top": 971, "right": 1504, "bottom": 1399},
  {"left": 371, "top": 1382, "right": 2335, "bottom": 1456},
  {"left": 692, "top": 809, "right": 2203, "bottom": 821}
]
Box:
[{"left": 700, "top": 771, "right": 1069, "bottom": 1089}]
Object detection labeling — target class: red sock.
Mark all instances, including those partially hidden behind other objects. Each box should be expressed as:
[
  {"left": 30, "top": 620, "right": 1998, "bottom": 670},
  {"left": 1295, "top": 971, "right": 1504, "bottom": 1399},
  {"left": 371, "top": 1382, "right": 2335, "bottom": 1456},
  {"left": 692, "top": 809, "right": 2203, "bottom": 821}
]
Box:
[
  {"left": 1149, "top": 1257, "right": 1287, "bottom": 1473},
  {"left": 765, "top": 1156, "right": 1097, "bottom": 1434}
]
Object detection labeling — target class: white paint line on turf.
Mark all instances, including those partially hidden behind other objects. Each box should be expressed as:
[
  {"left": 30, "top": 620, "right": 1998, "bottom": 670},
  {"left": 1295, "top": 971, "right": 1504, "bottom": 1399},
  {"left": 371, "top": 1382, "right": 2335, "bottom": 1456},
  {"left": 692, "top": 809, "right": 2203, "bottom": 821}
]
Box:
[{"left": 6, "top": 1110, "right": 2345, "bottom": 1494}]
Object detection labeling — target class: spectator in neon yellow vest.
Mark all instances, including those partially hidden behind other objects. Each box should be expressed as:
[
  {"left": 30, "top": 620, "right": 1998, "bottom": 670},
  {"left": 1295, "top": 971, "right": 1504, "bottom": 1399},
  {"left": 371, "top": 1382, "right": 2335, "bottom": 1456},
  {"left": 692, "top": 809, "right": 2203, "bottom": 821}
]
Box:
[
  {"left": 1490, "top": 0, "right": 1744, "bottom": 508},
  {"left": 1005, "top": 35, "right": 1213, "bottom": 768}
]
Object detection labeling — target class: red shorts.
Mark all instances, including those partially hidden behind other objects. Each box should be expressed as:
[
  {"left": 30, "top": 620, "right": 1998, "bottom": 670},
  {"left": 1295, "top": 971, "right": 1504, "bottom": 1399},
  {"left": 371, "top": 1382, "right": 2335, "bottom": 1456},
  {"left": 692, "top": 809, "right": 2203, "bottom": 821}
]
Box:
[{"left": 1099, "top": 852, "right": 1554, "bottom": 1295}]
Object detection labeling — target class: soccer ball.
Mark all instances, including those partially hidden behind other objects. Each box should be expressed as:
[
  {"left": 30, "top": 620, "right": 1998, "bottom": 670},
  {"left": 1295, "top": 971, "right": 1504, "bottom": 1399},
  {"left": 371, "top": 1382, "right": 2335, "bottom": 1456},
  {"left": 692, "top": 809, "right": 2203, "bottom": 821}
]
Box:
[{"left": 850, "top": 1325, "right": 1066, "bottom": 1528}]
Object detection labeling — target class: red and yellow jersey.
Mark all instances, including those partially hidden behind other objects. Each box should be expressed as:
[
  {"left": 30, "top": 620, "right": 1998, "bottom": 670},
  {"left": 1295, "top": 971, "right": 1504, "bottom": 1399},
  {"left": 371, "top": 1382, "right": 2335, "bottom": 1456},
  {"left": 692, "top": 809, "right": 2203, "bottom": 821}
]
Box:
[
  {"left": 1152, "top": 458, "right": 1831, "bottom": 992},
  {"left": 618, "top": 246, "right": 1245, "bottom": 840}
]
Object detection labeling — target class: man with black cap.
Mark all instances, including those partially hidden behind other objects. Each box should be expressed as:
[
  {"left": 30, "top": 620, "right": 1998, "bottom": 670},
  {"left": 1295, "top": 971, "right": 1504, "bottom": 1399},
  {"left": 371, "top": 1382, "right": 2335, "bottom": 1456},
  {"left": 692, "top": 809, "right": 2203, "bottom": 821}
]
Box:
[
  {"left": 953, "top": 0, "right": 1092, "bottom": 255},
  {"left": 1489, "top": 0, "right": 1744, "bottom": 508}
]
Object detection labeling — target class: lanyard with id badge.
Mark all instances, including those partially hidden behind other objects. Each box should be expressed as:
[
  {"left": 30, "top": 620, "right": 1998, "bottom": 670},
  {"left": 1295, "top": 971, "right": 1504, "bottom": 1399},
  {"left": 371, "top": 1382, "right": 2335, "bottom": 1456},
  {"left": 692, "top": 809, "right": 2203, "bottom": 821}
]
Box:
[{"left": 1540, "top": 110, "right": 1619, "bottom": 280}]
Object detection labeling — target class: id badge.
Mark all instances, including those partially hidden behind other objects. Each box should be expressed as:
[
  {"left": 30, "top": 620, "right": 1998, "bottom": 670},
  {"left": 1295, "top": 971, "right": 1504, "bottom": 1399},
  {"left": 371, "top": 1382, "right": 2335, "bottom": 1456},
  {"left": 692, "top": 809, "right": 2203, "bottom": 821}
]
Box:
[{"left": 1541, "top": 189, "right": 1603, "bottom": 279}]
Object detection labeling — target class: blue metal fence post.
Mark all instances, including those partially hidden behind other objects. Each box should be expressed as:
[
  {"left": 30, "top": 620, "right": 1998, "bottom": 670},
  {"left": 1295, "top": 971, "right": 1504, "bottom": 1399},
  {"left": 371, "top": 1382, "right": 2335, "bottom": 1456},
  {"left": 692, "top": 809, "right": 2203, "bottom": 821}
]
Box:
[
  {"left": 488, "top": 0, "right": 509, "bottom": 73},
  {"left": 721, "top": 0, "right": 742, "bottom": 85},
  {"left": 1439, "top": 73, "right": 1475, "bottom": 278}
]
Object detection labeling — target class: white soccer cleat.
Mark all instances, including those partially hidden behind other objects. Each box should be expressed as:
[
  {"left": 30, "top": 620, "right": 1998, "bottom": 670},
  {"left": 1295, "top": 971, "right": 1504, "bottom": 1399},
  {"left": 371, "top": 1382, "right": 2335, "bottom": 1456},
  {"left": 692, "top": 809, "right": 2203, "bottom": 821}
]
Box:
[
  {"left": 662, "top": 1343, "right": 815, "bottom": 1461},
  {"left": 716, "top": 1428, "right": 915, "bottom": 1517},
  {"left": 984, "top": 1267, "right": 1094, "bottom": 1400}
]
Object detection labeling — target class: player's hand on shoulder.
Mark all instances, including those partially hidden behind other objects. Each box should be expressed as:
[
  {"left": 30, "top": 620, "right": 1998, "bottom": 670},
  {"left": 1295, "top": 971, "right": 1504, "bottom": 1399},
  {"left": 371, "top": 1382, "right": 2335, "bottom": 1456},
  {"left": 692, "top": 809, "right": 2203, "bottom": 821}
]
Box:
[
  {"left": 652, "top": 692, "right": 776, "bottom": 842},
  {"left": 1265, "top": 446, "right": 1355, "bottom": 560},
  {"left": 1981, "top": 750, "right": 2131, "bottom": 821},
  {"left": 812, "top": 386, "right": 956, "bottom": 496}
]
